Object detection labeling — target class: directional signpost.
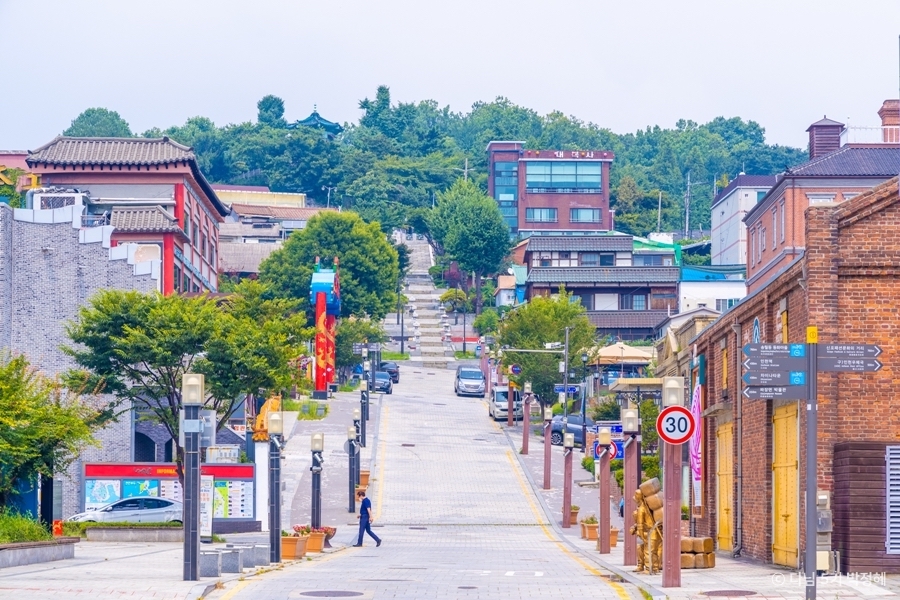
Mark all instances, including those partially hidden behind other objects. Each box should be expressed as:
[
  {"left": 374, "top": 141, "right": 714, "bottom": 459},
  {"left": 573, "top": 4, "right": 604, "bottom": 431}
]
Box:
[
  {"left": 554, "top": 384, "right": 580, "bottom": 394},
  {"left": 742, "top": 385, "right": 809, "bottom": 400},
  {"left": 818, "top": 345, "right": 882, "bottom": 372},
  {"left": 742, "top": 370, "right": 806, "bottom": 386},
  {"left": 742, "top": 343, "right": 809, "bottom": 400}
]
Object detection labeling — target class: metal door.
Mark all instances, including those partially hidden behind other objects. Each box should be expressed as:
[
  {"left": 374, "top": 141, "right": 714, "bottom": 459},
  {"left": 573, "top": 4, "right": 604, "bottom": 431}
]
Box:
[
  {"left": 716, "top": 422, "right": 734, "bottom": 552},
  {"left": 772, "top": 404, "right": 799, "bottom": 567}
]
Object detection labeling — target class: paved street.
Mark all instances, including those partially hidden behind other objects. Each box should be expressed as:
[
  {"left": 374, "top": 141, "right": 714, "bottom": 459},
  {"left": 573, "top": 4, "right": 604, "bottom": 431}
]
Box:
[{"left": 206, "top": 365, "right": 633, "bottom": 600}]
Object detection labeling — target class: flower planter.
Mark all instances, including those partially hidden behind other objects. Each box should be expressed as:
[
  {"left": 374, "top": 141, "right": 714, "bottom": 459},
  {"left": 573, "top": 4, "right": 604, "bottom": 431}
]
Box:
[
  {"left": 282, "top": 535, "right": 308, "bottom": 559},
  {"left": 360, "top": 470, "right": 370, "bottom": 487},
  {"left": 579, "top": 522, "right": 587, "bottom": 539},
  {"left": 610, "top": 528, "right": 619, "bottom": 547},
  {"left": 584, "top": 523, "right": 599, "bottom": 541},
  {"left": 569, "top": 509, "right": 579, "bottom": 525},
  {"left": 306, "top": 531, "right": 325, "bottom": 553}
]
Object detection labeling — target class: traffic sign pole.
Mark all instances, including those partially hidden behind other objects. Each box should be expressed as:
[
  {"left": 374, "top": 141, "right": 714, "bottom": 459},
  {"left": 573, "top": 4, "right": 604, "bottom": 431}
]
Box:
[
  {"left": 598, "top": 445, "right": 611, "bottom": 554},
  {"left": 662, "top": 438, "right": 682, "bottom": 587},
  {"left": 805, "top": 328, "right": 818, "bottom": 600}
]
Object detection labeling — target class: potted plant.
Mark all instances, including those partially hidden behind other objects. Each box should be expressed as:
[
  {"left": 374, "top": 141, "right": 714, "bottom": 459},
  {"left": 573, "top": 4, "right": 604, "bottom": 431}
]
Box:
[
  {"left": 321, "top": 526, "right": 337, "bottom": 548},
  {"left": 360, "top": 470, "right": 371, "bottom": 487},
  {"left": 582, "top": 515, "right": 599, "bottom": 541},
  {"left": 297, "top": 525, "right": 325, "bottom": 553},
  {"left": 282, "top": 525, "right": 310, "bottom": 559},
  {"left": 610, "top": 527, "right": 619, "bottom": 548},
  {"left": 569, "top": 505, "right": 580, "bottom": 525}
]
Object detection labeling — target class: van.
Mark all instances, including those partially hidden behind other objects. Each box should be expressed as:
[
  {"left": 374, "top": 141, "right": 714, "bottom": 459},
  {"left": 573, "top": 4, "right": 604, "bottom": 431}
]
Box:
[
  {"left": 454, "top": 366, "right": 486, "bottom": 397},
  {"left": 488, "top": 386, "right": 523, "bottom": 421}
]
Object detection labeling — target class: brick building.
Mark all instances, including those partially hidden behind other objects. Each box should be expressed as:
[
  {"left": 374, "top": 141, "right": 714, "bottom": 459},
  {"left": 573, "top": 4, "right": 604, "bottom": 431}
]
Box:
[
  {"left": 26, "top": 137, "right": 230, "bottom": 293},
  {"left": 688, "top": 177, "right": 900, "bottom": 573},
  {"left": 486, "top": 141, "right": 614, "bottom": 235},
  {"left": 745, "top": 102, "right": 900, "bottom": 294}
]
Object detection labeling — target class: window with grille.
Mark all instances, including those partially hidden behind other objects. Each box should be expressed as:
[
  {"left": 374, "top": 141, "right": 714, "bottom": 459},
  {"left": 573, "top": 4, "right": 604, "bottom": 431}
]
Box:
[{"left": 886, "top": 446, "right": 900, "bottom": 553}]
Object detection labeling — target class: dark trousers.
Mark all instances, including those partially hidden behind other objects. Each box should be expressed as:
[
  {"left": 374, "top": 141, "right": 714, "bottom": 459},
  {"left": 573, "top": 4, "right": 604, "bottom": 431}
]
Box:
[{"left": 357, "top": 518, "right": 381, "bottom": 545}]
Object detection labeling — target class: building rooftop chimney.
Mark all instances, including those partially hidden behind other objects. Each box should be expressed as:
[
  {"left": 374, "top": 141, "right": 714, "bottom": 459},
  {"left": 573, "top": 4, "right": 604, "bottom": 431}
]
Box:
[
  {"left": 878, "top": 99, "right": 899, "bottom": 143},
  {"left": 806, "top": 116, "right": 844, "bottom": 160}
]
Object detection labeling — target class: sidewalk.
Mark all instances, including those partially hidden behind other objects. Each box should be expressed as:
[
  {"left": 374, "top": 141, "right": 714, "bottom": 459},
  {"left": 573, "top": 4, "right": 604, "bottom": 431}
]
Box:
[{"left": 504, "top": 424, "right": 899, "bottom": 600}]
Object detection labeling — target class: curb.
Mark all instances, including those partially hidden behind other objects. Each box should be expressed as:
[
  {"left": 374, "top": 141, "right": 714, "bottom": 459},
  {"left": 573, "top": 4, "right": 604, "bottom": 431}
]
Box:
[{"left": 502, "top": 427, "right": 668, "bottom": 600}]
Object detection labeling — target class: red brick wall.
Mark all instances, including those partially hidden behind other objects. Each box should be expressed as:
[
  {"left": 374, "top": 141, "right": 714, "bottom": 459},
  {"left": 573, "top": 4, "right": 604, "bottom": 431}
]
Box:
[{"left": 693, "top": 177, "right": 900, "bottom": 566}]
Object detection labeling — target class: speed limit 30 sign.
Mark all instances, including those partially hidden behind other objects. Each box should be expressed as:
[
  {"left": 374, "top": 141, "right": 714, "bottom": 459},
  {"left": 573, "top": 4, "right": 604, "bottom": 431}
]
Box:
[{"left": 656, "top": 405, "right": 696, "bottom": 445}]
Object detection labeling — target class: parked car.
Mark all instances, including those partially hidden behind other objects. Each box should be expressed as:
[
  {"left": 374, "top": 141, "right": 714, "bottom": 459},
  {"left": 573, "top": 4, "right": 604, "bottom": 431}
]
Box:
[
  {"left": 373, "top": 371, "right": 393, "bottom": 394},
  {"left": 67, "top": 497, "right": 183, "bottom": 524},
  {"left": 454, "top": 367, "right": 485, "bottom": 397},
  {"left": 379, "top": 361, "right": 400, "bottom": 383},
  {"left": 489, "top": 386, "right": 523, "bottom": 421},
  {"left": 549, "top": 415, "right": 595, "bottom": 445}
]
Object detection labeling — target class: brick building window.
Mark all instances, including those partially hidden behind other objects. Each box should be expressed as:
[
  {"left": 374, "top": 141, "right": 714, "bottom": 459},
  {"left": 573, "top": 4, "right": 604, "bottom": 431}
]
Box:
[
  {"left": 780, "top": 201, "right": 785, "bottom": 242},
  {"left": 570, "top": 208, "right": 601, "bottom": 223},
  {"left": 174, "top": 263, "right": 182, "bottom": 293},
  {"left": 772, "top": 208, "right": 777, "bottom": 249},
  {"left": 760, "top": 227, "right": 766, "bottom": 258},
  {"left": 750, "top": 229, "right": 756, "bottom": 264},
  {"left": 525, "top": 208, "right": 557, "bottom": 222},
  {"left": 183, "top": 273, "right": 191, "bottom": 292},
  {"left": 621, "top": 294, "right": 646, "bottom": 310}
]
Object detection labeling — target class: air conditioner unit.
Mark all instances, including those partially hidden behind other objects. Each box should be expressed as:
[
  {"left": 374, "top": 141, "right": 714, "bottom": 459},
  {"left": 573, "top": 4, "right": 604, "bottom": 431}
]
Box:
[{"left": 33, "top": 191, "right": 87, "bottom": 211}]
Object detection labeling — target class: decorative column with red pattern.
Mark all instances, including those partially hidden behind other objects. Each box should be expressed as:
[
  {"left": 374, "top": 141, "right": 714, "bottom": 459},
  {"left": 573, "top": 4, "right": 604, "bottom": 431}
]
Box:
[{"left": 314, "top": 292, "right": 328, "bottom": 395}]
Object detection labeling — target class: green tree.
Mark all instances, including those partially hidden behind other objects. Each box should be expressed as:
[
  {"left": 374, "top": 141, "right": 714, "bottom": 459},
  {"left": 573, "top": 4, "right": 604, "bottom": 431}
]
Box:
[
  {"left": 257, "top": 95, "right": 286, "bottom": 127},
  {"left": 433, "top": 179, "right": 511, "bottom": 314},
  {"left": 499, "top": 290, "right": 596, "bottom": 402},
  {"left": 335, "top": 318, "right": 386, "bottom": 381},
  {"left": 472, "top": 308, "right": 499, "bottom": 336},
  {"left": 0, "top": 167, "right": 25, "bottom": 208},
  {"left": 639, "top": 398, "right": 660, "bottom": 453},
  {"left": 0, "top": 353, "right": 96, "bottom": 507},
  {"left": 64, "top": 288, "right": 305, "bottom": 480},
  {"left": 259, "top": 211, "right": 400, "bottom": 320},
  {"left": 590, "top": 398, "right": 621, "bottom": 421},
  {"left": 64, "top": 107, "right": 132, "bottom": 137},
  {"left": 439, "top": 288, "right": 469, "bottom": 313}
]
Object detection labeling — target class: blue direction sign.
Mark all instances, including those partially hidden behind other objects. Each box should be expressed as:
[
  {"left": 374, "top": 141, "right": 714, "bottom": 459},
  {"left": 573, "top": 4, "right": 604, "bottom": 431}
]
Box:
[
  {"left": 742, "top": 385, "right": 808, "bottom": 400},
  {"left": 509, "top": 364, "right": 523, "bottom": 375},
  {"left": 820, "top": 344, "right": 882, "bottom": 359},
  {"left": 817, "top": 357, "right": 883, "bottom": 372},
  {"left": 743, "top": 370, "right": 807, "bottom": 386},
  {"left": 743, "top": 343, "right": 806, "bottom": 357},
  {"left": 554, "top": 384, "right": 580, "bottom": 394},
  {"left": 743, "top": 356, "right": 808, "bottom": 371}
]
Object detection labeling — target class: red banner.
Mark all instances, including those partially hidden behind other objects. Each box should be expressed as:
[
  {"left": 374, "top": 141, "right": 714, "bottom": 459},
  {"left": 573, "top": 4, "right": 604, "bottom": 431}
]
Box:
[
  {"left": 325, "top": 314, "right": 336, "bottom": 384},
  {"left": 84, "top": 463, "right": 254, "bottom": 479}
]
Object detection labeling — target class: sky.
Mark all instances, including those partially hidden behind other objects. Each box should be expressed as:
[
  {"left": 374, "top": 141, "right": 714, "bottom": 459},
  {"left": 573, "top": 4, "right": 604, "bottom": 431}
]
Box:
[{"left": 2, "top": 0, "right": 899, "bottom": 151}]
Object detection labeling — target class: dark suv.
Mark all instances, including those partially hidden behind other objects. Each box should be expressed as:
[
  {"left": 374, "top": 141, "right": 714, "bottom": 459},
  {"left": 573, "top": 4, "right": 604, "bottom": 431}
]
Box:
[{"left": 380, "top": 361, "right": 400, "bottom": 383}]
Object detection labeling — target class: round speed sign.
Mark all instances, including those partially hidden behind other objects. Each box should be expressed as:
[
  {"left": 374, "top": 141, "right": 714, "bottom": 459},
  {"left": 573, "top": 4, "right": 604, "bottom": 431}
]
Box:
[{"left": 656, "top": 405, "right": 696, "bottom": 445}]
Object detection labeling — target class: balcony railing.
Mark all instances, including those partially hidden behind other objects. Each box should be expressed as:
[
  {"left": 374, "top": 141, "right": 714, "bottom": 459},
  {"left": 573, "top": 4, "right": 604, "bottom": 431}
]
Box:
[
  {"left": 82, "top": 213, "right": 110, "bottom": 227},
  {"left": 840, "top": 126, "right": 900, "bottom": 145}
]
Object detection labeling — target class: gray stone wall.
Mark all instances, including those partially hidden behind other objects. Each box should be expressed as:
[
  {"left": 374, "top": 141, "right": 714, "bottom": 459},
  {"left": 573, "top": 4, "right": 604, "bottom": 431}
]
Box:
[{"left": 0, "top": 205, "right": 158, "bottom": 517}]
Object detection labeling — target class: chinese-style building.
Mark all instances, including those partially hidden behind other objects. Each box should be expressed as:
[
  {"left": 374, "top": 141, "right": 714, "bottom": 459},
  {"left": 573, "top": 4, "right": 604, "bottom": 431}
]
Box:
[{"left": 27, "top": 137, "right": 230, "bottom": 293}]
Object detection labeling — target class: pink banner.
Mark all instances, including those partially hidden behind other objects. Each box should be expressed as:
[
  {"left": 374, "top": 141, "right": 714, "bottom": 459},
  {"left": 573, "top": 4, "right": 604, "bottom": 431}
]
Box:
[{"left": 689, "top": 382, "right": 703, "bottom": 509}]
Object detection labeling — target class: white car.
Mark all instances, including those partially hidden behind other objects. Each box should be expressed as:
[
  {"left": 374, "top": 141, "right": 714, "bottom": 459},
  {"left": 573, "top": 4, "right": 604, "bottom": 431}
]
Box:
[
  {"left": 67, "top": 497, "right": 183, "bottom": 523},
  {"left": 488, "top": 387, "right": 523, "bottom": 421}
]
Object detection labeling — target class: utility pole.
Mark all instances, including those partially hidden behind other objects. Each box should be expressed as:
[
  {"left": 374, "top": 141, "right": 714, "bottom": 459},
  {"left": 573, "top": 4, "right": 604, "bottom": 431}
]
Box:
[
  {"left": 322, "top": 185, "right": 337, "bottom": 209},
  {"left": 563, "top": 327, "right": 570, "bottom": 422},
  {"left": 657, "top": 190, "right": 663, "bottom": 233},
  {"left": 684, "top": 171, "right": 691, "bottom": 238},
  {"left": 455, "top": 158, "right": 473, "bottom": 182}
]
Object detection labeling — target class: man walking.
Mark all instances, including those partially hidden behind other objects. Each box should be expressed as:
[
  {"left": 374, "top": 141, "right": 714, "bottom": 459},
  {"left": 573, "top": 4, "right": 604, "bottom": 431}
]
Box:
[{"left": 353, "top": 489, "right": 382, "bottom": 547}]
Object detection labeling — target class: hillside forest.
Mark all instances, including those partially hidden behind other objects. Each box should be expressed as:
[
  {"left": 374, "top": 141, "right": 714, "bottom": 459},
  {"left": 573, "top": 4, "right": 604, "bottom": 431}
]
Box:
[{"left": 62, "top": 87, "right": 807, "bottom": 237}]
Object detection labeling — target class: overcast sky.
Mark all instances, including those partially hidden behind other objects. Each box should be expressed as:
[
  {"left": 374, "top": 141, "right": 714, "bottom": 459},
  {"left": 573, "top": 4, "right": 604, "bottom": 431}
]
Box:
[{"left": 2, "top": 0, "right": 899, "bottom": 151}]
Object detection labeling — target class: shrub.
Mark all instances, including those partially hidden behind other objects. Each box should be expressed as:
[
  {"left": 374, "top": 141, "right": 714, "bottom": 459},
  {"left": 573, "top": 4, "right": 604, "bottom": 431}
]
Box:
[
  {"left": 62, "top": 521, "right": 182, "bottom": 538},
  {"left": 581, "top": 456, "right": 594, "bottom": 472},
  {"left": 0, "top": 509, "right": 51, "bottom": 543}
]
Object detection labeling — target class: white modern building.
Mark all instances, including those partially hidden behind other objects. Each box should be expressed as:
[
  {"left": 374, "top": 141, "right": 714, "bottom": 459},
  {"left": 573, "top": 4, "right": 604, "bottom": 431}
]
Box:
[{"left": 711, "top": 174, "right": 775, "bottom": 265}]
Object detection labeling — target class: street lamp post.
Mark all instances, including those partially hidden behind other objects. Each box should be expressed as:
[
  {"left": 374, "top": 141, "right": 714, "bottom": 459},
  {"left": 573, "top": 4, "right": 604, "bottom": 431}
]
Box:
[
  {"left": 581, "top": 352, "right": 588, "bottom": 453},
  {"left": 310, "top": 433, "right": 324, "bottom": 529},
  {"left": 268, "top": 411, "right": 283, "bottom": 563},
  {"left": 522, "top": 382, "right": 532, "bottom": 455},
  {"left": 597, "top": 427, "right": 612, "bottom": 554},
  {"left": 622, "top": 408, "right": 641, "bottom": 566},
  {"left": 543, "top": 406, "right": 553, "bottom": 490},
  {"left": 661, "top": 377, "right": 685, "bottom": 588},
  {"left": 322, "top": 185, "right": 337, "bottom": 209},
  {"left": 353, "top": 409, "right": 362, "bottom": 486},
  {"left": 181, "top": 373, "right": 204, "bottom": 581},
  {"left": 562, "top": 433, "right": 575, "bottom": 528},
  {"left": 347, "top": 426, "right": 357, "bottom": 514}
]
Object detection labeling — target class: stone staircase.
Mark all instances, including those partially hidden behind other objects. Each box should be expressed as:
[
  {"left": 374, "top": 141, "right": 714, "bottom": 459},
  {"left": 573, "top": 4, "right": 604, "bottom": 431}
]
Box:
[{"left": 401, "top": 236, "right": 454, "bottom": 369}]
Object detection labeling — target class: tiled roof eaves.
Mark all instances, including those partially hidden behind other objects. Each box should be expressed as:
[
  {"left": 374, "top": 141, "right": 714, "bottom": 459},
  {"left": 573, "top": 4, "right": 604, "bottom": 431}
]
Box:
[
  {"left": 587, "top": 310, "right": 670, "bottom": 329},
  {"left": 527, "top": 267, "right": 680, "bottom": 284}
]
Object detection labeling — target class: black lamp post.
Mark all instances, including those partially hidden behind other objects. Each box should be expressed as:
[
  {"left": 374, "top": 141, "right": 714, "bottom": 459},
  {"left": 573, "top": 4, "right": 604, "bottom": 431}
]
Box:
[
  {"left": 580, "top": 353, "right": 588, "bottom": 453},
  {"left": 268, "top": 411, "right": 283, "bottom": 562},
  {"left": 310, "top": 433, "right": 324, "bottom": 529}
]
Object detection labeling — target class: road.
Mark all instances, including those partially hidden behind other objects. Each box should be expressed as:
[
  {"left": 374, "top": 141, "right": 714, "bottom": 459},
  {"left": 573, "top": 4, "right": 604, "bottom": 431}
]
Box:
[{"left": 208, "top": 366, "right": 631, "bottom": 600}]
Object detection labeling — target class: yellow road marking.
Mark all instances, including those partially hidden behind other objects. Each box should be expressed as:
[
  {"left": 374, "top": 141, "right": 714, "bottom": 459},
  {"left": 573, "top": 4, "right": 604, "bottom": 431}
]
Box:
[
  {"left": 506, "top": 450, "right": 633, "bottom": 600},
  {"left": 216, "top": 579, "right": 249, "bottom": 600},
  {"left": 375, "top": 404, "right": 389, "bottom": 521}
]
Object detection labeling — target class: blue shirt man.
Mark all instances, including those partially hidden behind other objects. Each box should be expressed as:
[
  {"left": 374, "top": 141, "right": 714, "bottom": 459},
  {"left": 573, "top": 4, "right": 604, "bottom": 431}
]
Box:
[{"left": 354, "top": 489, "right": 382, "bottom": 547}]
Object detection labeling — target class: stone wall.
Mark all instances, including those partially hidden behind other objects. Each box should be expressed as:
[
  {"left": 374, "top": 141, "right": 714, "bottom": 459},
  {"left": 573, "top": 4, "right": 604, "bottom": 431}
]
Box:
[{"left": 0, "top": 204, "right": 159, "bottom": 517}]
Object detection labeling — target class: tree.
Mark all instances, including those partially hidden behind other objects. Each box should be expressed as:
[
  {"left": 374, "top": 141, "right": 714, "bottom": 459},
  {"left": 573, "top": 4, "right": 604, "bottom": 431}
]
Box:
[
  {"left": 259, "top": 211, "right": 400, "bottom": 320},
  {"left": 590, "top": 398, "right": 621, "bottom": 421},
  {"left": 439, "top": 288, "right": 469, "bottom": 314},
  {"left": 335, "top": 318, "right": 386, "bottom": 382},
  {"left": 499, "top": 290, "right": 596, "bottom": 403},
  {"left": 64, "top": 108, "right": 132, "bottom": 137},
  {"left": 472, "top": 308, "right": 499, "bottom": 336},
  {"left": 0, "top": 167, "right": 25, "bottom": 208},
  {"left": 257, "top": 95, "right": 286, "bottom": 127},
  {"left": 64, "top": 287, "right": 305, "bottom": 481},
  {"left": 433, "top": 179, "right": 511, "bottom": 314},
  {"left": 0, "top": 353, "right": 96, "bottom": 507}
]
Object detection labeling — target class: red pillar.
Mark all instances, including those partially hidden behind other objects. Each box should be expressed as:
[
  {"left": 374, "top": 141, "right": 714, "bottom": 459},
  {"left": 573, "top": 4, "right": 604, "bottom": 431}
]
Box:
[
  {"left": 624, "top": 438, "right": 640, "bottom": 566},
  {"left": 174, "top": 183, "right": 185, "bottom": 224},
  {"left": 325, "top": 314, "right": 336, "bottom": 385},
  {"left": 562, "top": 444, "right": 573, "bottom": 528},
  {"left": 543, "top": 414, "right": 552, "bottom": 490},
  {"left": 598, "top": 448, "right": 611, "bottom": 553},
  {"left": 314, "top": 292, "right": 328, "bottom": 396},
  {"left": 162, "top": 234, "right": 174, "bottom": 296},
  {"left": 662, "top": 441, "right": 682, "bottom": 587}
]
